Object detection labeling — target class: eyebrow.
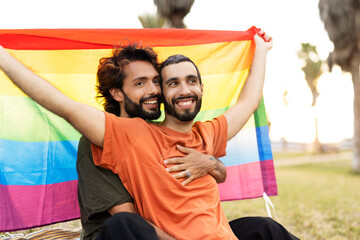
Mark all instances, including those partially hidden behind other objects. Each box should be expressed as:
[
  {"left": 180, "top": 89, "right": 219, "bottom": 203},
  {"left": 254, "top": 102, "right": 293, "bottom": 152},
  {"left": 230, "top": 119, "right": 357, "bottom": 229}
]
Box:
[
  {"left": 186, "top": 74, "right": 198, "bottom": 80},
  {"left": 132, "top": 74, "right": 160, "bottom": 82},
  {"left": 164, "top": 77, "right": 178, "bottom": 85},
  {"left": 164, "top": 74, "right": 198, "bottom": 85}
]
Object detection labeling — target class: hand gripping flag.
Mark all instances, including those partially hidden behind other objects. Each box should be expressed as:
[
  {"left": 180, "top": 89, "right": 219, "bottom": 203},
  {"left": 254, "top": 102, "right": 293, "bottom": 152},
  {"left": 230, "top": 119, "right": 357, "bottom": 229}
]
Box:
[{"left": 0, "top": 27, "right": 277, "bottom": 231}]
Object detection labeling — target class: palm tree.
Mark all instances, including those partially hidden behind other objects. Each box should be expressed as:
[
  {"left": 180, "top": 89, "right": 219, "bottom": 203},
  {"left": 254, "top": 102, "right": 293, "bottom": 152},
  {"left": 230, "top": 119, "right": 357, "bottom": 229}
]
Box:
[
  {"left": 138, "top": 14, "right": 165, "bottom": 28},
  {"left": 153, "top": 0, "right": 195, "bottom": 28},
  {"left": 319, "top": 0, "right": 360, "bottom": 173},
  {"left": 297, "top": 43, "right": 324, "bottom": 152}
]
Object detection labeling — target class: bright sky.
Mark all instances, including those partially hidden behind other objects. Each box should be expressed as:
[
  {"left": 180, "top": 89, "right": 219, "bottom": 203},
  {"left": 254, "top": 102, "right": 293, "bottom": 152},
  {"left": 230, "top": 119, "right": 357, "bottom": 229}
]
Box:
[{"left": 0, "top": 0, "right": 354, "bottom": 144}]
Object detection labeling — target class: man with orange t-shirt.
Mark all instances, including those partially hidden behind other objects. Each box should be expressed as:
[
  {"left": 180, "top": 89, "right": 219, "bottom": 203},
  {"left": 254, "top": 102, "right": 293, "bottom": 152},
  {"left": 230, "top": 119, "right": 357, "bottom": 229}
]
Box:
[{"left": 0, "top": 30, "right": 298, "bottom": 239}]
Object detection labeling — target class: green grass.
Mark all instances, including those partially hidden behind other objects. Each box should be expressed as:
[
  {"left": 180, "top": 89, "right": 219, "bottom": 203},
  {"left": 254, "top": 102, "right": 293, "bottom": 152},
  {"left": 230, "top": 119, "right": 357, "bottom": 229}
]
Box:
[{"left": 222, "top": 159, "right": 360, "bottom": 240}]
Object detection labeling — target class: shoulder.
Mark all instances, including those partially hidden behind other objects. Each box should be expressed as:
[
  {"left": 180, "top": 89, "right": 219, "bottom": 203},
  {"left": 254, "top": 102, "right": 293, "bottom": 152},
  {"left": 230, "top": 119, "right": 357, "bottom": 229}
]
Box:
[
  {"left": 79, "top": 135, "right": 90, "bottom": 147},
  {"left": 194, "top": 115, "right": 227, "bottom": 129},
  {"left": 104, "top": 112, "right": 146, "bottom": 125},
  {"left": 78, "top": 136, "right": 91, "bottom": 155},
  {"left": 104, "top": 113, "right": 149, "bottom": 133}
]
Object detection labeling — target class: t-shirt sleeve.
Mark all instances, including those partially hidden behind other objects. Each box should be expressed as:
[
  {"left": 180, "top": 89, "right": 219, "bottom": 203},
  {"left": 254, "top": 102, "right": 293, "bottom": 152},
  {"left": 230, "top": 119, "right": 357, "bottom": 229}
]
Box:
[
  {"left": 200, "top": 115, "right": 228, "bottom": 158},
  {"left": 76, "top": 136, "right": 133, "bottom": 221},
  {"left": 91, "top": 112, "right": 143, "bottom": 175}
]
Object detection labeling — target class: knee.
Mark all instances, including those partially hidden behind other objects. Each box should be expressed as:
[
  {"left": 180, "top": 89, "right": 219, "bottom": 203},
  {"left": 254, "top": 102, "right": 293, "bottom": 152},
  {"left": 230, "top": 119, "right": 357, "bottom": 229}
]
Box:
[
  {"left": 261, "top": 217, "right": 277, "bottom": 225},
  {"left": 258, "top": 217, "right": 282, "bottom": 229}
]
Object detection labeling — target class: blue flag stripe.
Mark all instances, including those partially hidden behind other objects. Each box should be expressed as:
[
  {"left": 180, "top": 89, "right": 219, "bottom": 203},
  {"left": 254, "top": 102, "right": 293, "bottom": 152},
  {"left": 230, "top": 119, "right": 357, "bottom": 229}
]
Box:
[{"left": 0, "top": 139, "right": 78, "bottom": 185}]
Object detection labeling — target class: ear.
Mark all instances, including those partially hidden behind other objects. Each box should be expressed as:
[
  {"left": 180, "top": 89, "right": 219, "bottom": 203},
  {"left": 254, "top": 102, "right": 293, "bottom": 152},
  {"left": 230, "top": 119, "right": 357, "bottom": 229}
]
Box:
[
  {"left": 109, "top": 88, "right": 123, "bottom": 102},
  {"left": 200, "top": 83, "right": 204, "bottom": 96}
]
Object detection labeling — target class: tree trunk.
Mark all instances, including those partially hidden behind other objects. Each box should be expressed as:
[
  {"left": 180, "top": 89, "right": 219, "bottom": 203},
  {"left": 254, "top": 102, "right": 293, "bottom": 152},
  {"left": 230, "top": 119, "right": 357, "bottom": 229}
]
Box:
[
  {"left": 314, "top": 116, "right": 322, "bottom": 153},
  {"left": 351, "top": 58, "right": 360, "bottom": 173}
]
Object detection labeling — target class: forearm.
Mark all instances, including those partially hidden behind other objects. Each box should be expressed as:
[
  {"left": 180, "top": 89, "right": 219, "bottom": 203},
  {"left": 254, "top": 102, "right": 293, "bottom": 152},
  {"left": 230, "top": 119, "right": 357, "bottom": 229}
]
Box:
[
  {"left": 0, "top": 46, "right": 70, "bottom": 115},
  {"left": 208, "top": 156, "right": 227, "bottom": 183},
  {"left": 109, "top": 204, "right": 175, "bottom": 240},
  {"left": 147, "top": 222, "right": 176, "bottom": 240},
  {"left": 0, "top": 46, "right": 104, "bottom": 146},
  {"left": 108, "top": 202, "right": 136, "bottom": 215}
]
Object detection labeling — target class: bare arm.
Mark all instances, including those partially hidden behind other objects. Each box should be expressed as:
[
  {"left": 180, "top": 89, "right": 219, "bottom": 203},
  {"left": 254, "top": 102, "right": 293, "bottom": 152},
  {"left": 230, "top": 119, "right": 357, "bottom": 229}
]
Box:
[
  {"left": 223, "top": 32, "right": 273, "bottom": 140},
  {"left": 108, "top": 203, "right": 176, "bottom": 240},
  {"left": 164, "top": 145, "right": 226, "bottom": 186},
  {"left": 0, "top": 46, "right": 105, "bottom": 147}
]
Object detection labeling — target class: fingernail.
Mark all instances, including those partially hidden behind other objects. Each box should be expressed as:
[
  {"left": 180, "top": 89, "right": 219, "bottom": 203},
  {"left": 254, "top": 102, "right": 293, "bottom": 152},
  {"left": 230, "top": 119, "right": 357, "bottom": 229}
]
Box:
[
  {"left": 166, "top": 168, "right": 169, "bottom": 172},
  {"left": 164, "top": 160, "right": 168, "bottom": 164}
]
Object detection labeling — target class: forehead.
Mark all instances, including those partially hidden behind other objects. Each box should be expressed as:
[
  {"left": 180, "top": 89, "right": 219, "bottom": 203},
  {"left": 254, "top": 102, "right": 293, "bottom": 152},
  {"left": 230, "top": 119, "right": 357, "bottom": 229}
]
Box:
[
  {"left": 161, "top": 61, "right": 197, "bottom": 80},
  {"left": 124, "top": 60, "right": 158, "bottom": 80}
]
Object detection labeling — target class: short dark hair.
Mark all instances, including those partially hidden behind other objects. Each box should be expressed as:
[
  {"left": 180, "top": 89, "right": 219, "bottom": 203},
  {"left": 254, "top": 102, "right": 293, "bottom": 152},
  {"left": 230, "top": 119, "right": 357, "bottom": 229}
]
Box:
[
  {"left": 159, "top": 54, "right": 202, "bottom": 85},
  {"left": 96, "top": 43, "right": 159, "bottom": 116}
]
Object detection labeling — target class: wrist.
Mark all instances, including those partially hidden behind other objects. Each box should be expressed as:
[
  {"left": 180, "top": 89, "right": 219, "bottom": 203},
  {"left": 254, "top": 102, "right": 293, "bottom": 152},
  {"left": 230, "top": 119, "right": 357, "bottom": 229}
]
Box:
[
  {"left": 208, "top": 155, "right": 217, "bottom": 172},
  {"left": 254, "top": 46, "right": 269, "bottom": 55}
]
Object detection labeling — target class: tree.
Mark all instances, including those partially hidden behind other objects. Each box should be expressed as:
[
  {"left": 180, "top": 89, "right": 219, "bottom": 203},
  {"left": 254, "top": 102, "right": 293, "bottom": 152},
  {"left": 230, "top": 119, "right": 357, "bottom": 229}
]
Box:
[
  {"left": 297, "top": 43, "right": 324, "bottom": 152},
  {"left": 138, "top": 14, "right": 165, "bottom": 28},
  {"left": 319, "top": 0, "right": 360, "bottom": 172},
  {"left": 153, "top": 0, "right": 195, "bottom": 28}
]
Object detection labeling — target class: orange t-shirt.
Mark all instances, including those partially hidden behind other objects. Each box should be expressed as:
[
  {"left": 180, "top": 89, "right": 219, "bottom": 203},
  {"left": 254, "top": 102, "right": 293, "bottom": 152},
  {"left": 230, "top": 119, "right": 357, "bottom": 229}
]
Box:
[{"left": 91, "top": 112, "right": 237, "bottom": 240}]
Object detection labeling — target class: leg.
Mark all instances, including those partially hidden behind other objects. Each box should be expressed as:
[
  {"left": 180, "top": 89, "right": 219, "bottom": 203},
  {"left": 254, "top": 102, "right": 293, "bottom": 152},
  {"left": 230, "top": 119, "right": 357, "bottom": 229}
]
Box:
[
  {"left": 97, "top": 212, "right": 158, "bottom": 240},
  {"left": 229, "top": 217, "right": 299, "bottom": 240}
]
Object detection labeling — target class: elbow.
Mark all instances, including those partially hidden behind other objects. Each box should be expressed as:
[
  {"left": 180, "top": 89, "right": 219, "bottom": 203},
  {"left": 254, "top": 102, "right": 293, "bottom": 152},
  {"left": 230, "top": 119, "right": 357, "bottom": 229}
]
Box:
[
  {"left": 217, "top": 177, "right": 226, "bottom": 184},
  {"left": 250, "top": 96, "right": 263, "bottom": 113},
  {"left": 216, "top": 170, "right": 227, "bottom": 184}
]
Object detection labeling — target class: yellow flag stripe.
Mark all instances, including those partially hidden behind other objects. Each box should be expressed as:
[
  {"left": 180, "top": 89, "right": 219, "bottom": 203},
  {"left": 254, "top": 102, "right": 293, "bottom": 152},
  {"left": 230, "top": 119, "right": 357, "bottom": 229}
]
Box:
[{"left": 4, "top": 41, "right": 252, "bottom": 75}]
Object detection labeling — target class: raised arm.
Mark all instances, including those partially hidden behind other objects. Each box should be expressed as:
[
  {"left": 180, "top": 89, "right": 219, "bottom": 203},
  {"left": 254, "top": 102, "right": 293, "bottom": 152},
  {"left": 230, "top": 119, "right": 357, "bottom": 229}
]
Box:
[
  {"left": 223, "top": 31, "right": 273, "bottom": 140},
  {"left": 0, "top": 46, "right": 105, "bottom": 147}
]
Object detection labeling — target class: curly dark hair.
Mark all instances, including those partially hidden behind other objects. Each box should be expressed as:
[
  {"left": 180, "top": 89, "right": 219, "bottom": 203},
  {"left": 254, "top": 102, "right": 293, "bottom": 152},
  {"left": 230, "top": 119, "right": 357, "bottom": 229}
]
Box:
[{"left": 96, "top": 43, "right": 159, "bottom": 116}]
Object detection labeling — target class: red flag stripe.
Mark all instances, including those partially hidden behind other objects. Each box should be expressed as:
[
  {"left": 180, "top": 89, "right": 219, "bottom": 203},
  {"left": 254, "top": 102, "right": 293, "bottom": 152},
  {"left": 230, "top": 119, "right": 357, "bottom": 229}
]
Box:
[{"left": 0, "top": 27, "right": 258, "bottom": 50}]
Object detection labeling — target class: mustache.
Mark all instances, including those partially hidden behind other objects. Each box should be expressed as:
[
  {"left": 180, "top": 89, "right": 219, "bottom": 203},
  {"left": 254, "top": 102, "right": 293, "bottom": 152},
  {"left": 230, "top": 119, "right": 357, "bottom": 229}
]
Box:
[
  {"left": 139, "top": 94, "right": 161, "bottom": 104},
  {"left": 171, "top": 95, "right": 198, "bottom": 105}
]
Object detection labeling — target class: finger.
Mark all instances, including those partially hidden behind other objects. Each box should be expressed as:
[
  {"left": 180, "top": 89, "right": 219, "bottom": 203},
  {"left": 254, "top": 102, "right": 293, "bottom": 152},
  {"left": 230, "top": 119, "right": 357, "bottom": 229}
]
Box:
[
  {"left": 176, "top": 145, "right": 196, "bottom": 154},
  {"left": 166, "top": 164, "right": 185, "bottom": 173},
  {"left": 182, "top": 177, "right": 193, "bottom": 186},
  {"left": 164, "top": 157, "right": 184, "bottom": 165},
  {"left": 171, "top": 170, "right": 187, "bottom": 179},
  {"left": 263, "top": 33, "right": 271, "bottom": 42}
]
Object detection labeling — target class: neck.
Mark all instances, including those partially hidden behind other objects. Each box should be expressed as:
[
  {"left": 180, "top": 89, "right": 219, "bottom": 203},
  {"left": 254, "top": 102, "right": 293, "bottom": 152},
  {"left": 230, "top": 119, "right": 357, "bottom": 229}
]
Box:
[
  {"left": 119, "top": 104, "right": 129, "bottom": 118},
  {"left": 161, "top": 114, "right": 194, "bottom": 133}
]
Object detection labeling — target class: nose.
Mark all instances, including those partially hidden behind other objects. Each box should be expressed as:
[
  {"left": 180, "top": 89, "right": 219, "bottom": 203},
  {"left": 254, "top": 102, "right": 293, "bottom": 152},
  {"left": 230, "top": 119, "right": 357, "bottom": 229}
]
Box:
[
  {"left": 148, "top": 81, "right": 160, "bottom": 95},
  {"left": 178, "top": 82, "right": 191, "bottom": 96}
]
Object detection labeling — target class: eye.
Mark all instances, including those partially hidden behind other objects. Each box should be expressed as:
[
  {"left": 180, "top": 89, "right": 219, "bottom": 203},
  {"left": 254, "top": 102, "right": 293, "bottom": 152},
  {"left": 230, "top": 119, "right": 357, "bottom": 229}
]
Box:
[
  {"left": 168, "top": 81, "right": 178, "bottom": 87},
  {"left": 135, "top": 81, "right": 144, "bottom": 86},
  {"left": 188, "top": 78, "right": 197, "bottom": 84},
  {"left": 153, "top": 79, "right": 160, "bottom": 85}
]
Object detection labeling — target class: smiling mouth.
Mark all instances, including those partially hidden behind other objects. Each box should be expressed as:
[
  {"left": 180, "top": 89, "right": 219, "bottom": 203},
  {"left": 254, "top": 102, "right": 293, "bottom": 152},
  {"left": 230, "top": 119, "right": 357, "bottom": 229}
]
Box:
[
  {"left": 175, "top": 98, "right": 195, "bottom": 108},
  {"left": 143, "top": 99, "right": 158, "bottom": 105}
]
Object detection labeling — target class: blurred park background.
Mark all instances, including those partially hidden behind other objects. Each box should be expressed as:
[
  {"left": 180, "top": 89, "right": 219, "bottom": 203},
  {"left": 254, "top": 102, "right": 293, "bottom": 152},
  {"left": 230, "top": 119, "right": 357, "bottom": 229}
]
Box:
[{"left": 1, "top": 0, "right": 359, "bottom": 239}]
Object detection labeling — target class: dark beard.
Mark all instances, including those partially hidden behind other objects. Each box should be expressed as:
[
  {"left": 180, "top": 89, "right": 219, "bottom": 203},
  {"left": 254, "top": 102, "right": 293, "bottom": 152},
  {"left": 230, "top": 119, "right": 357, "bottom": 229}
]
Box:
[
  {"left": 163, "top": 95, "right": 202, "bottom": 122},
  {"left": 122, "top": 92, "right": 161, "bottom": 120}
]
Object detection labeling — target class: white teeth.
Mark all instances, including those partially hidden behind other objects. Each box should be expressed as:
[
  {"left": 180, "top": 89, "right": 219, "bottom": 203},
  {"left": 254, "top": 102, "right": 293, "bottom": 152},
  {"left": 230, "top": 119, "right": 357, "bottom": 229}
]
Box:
[
  {"left": 177, "top": 100, "right": 192, "bottom": 106},
  {"left": 144, "top": 100, "right": 157, "bottom": 105}
]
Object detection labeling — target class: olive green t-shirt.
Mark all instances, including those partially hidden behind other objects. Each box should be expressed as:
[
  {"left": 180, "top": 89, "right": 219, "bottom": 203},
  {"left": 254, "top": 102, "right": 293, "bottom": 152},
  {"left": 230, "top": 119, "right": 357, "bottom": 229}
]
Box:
[{"left": 76, "top": 136, "right": 133, "bottom": 240}]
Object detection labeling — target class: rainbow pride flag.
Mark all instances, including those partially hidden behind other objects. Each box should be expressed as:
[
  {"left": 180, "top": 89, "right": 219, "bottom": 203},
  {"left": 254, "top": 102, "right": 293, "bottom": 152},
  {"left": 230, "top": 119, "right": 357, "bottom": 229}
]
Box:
[{"left": 0, "top": 27, "right": 277, "bottom": 232}]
